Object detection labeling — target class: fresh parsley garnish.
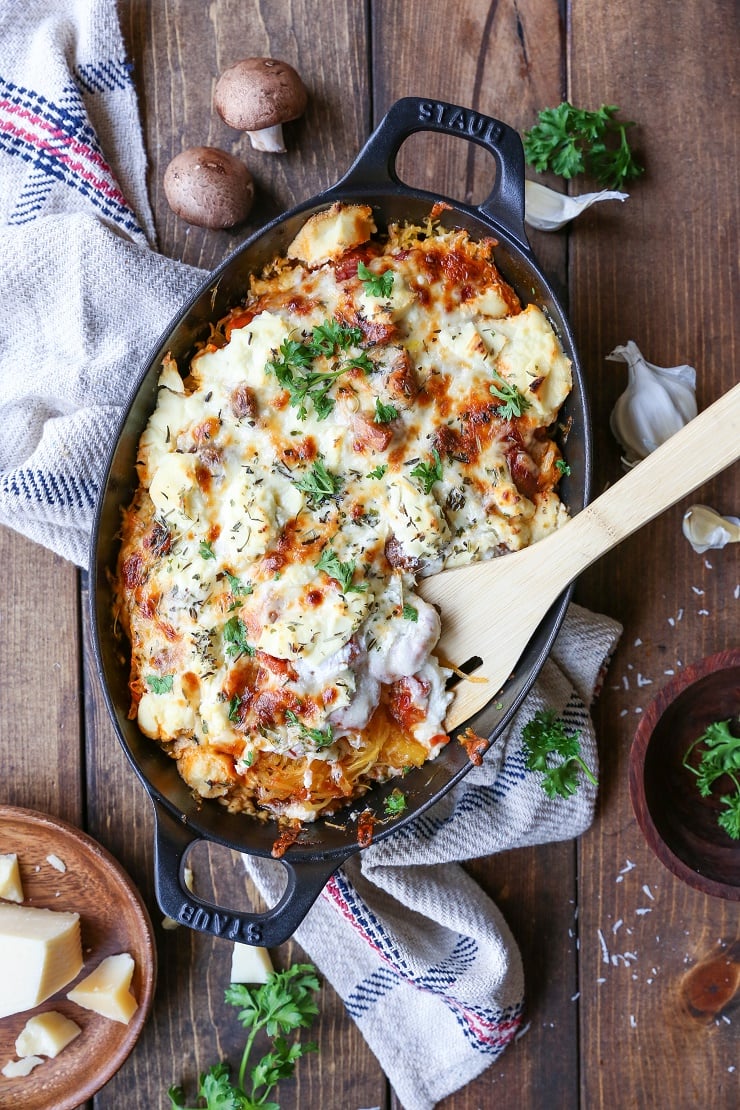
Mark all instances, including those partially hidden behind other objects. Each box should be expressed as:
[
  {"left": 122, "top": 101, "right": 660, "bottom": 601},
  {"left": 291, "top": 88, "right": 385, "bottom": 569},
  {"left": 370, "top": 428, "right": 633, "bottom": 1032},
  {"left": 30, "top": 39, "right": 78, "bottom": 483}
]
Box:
[
  {"left": 228, "top": 695, "right": 242, "bottom": 723},
  {"left": 522, "top": 102, "right": 643, "bottom": 190},
  {"left": 309, "top": 318, "right": 363, "bottom": 354},
  {"left": 367, "top": 463, "right": 388, "bottom": 480},
  {"left": 268, "top": 346, "right": 343, "bottom": 421},
  {"left": 267, "top": 337, "right": 315, "bottom": 373},
  {"left": 719, "top": 793, "right": 740, "bottom": 840},
  {"left": 146, "top": 674, "right": 174, "bottom": 695},
  {"left": 384, "top": 788, "right": 407, "bottom": 816},
  {"left": 199, "top": 540, "right": 216, "bottom": 560},
  {"left": 224, "top": 572, "right": 253, "bottom": 597},
  {"left": 402, "top": 603, "right": 418, "bottom": 622},
  {"left": 285, "top": 710, "right": 334, "bottom": 749},
  {"left": 489, "top": 367, "right": 531, "bottom": 419},
  {"left": 683, "top": 719, "right": 740, "bottom": 840},
  {"left": 223, "top": 616, "right": 256, "bottom": 658},
  {"left": 410, "top": 449, "right": 443, "bottom": 494},
  {"left": 168, "top": 964, "right": 320, "bottom": 1110},
  {"left": 357, "top": 260, "right": 394, "bottom": 298},
  {"left": 555, "top": 458, "right": 571, "bottom": 476},
  {"left": 266, "top": 321, "right": 370, "bottom": 420},
  {"left": 521, "top": 709, "right": 597, "bottom": 798},
  {"left": 315, "top": 548, "right": 368, "bottom": 593},
  {"left": 343, "top": 351, "right": 375, "bottom": 374},
  {"left": 374, "top": 397, "right": 399, "bottom": 424},
  {"left": 295, "top": 458, "right": 342, "bottom": 506}
]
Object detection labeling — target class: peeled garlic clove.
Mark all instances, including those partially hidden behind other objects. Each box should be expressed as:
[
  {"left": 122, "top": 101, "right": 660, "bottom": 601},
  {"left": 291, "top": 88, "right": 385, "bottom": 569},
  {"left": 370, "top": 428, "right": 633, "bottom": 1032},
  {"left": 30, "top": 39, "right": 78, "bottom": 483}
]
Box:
[
  {"left": 524, "top": 180, "right": 628, "bottom": 231},
  {"left": 607, "top": 341, "right": 697, "bottom": 470},
  {"left": 682, "top": 504, "right": 740, "bottom": 554}
]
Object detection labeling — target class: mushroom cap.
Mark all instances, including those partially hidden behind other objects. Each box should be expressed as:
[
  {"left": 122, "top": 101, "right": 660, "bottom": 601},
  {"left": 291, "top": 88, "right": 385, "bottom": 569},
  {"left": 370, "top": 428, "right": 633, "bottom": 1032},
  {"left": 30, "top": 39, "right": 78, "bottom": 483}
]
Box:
[
  {"left": 163, "top": 146, "right": 254, "bottom": 229},
  {"left": 214, "top": 57, "right": 308, "bottom": 132}
]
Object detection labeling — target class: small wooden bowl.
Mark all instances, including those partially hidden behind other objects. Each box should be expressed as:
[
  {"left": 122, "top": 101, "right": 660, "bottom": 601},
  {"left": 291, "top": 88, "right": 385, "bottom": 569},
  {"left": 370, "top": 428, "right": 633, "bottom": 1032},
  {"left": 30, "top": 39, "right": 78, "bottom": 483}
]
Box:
[
  {"left": 0, "top": 807, "right": 156, "bottom": 1109},
  {"left": 629, "top": 649, "right": 740, "bottom": 900}
]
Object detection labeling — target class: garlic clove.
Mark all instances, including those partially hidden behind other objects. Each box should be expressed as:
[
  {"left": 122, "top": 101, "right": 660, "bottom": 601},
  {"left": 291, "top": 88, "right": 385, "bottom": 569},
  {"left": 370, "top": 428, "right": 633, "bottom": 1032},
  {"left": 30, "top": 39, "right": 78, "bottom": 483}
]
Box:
[
  {"left": 682, "top": 504, "right": 740, "bottom": 554},
  {"left": 524, "top": 180, "right": 628, "bottom": 231},
  {"left": 607, "top": 341, "right": 698, "bottom": 470}
]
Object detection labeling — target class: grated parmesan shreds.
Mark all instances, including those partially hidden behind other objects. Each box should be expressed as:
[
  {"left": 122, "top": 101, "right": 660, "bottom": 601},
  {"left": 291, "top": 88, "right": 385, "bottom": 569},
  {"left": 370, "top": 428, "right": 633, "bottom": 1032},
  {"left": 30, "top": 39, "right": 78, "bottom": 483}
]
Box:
[{"left": 597, "top": 928, "right": 610, "bottom": 964}]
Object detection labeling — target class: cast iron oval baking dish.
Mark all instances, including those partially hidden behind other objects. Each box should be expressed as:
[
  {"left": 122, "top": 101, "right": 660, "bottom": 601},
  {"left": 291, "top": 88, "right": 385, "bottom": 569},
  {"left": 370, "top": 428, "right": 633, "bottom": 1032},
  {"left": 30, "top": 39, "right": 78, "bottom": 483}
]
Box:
[{"left": 91, "top": 97, "right": 592, "bottom": 946}]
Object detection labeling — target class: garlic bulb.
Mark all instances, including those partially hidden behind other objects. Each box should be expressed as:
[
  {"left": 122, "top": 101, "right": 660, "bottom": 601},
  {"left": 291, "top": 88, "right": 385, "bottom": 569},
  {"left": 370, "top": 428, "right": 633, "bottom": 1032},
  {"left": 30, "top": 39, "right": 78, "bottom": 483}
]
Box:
[
  {"left": 607, "top": 341, "right": 697, "bottom": 470},
  {"left": 682, "top": 504, "right": 740, "bottom": 554},
  {"left": 524, "top": 180, "right": 628, "bottom": 231}
]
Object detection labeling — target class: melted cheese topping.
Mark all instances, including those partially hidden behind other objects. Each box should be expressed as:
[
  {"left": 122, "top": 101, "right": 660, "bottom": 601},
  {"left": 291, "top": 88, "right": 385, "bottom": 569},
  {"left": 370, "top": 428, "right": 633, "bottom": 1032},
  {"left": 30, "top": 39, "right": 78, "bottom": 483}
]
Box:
[{"left": 115, "top": 205, "right": 572, "bottom": 824}]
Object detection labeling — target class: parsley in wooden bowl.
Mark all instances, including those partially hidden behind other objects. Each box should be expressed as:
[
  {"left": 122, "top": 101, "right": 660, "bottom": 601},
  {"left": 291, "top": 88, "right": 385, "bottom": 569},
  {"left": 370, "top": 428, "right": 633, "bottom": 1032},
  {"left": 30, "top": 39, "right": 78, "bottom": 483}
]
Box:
[{"left": 629, "top": 649, "right": 740, "bottom": 901}]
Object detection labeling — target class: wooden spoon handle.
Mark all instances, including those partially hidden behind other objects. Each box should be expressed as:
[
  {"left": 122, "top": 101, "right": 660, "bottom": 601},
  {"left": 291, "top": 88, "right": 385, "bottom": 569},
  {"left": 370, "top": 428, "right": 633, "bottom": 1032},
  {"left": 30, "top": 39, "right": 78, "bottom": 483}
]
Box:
[{"left": 547, "top": 380, "right": 740, "bottom": 575}]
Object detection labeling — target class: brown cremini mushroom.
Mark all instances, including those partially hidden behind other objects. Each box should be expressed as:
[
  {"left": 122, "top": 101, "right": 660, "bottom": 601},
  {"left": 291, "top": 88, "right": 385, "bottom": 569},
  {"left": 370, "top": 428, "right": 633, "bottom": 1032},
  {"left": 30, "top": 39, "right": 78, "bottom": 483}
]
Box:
[
  {"left": 214, "top": 58, "right": 307, "bottom": 153},
  {"left": 163, "top": 146, "right": 254, "bottom": 229}
]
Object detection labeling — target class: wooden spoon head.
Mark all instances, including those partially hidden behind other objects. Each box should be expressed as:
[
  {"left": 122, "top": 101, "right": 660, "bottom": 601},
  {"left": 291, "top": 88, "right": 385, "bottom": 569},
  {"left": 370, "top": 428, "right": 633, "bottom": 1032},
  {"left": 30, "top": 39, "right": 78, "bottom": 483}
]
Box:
[{"left": 419, "top": 553, "right": 563, "bottom": 731}]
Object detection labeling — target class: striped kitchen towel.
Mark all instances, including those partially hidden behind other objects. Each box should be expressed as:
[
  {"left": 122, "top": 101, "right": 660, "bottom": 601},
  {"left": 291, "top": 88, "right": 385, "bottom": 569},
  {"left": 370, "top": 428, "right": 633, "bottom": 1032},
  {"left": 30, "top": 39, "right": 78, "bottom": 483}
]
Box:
[
  {"left": 0, "top": 4, "right": 623, "bottom": 1109},
  {"left": 0, "top": 0, "right": 205, "bottom": 566}
]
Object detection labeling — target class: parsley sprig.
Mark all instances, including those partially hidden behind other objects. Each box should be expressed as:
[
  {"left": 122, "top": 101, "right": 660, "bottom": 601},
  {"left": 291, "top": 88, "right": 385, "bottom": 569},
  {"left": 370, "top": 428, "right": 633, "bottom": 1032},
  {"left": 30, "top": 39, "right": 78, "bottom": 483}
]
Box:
[
  {"left": 310, "top": 318, "right": 363, "bottom": 354},
  {"left": 294, "top": 458, "right": 342, "bottom": 506},
  {"left": 285, "top": 710, "right": 334, "bottom": 749},
  {"left": 489, "top": 367, "right": 531, "bottom": 419},
  {"left": 146, "top": 674, "right": 174, "bottom": 695},
  {"left": 168, "top": 964, "right": 320, "bottom": 1110},
  {"left": 315, "top": 548, "right": 368, "bottom": 593},
  {"left": 522, "top": 709, "right": 597, "bottom": 798},
  {"left": 683, "top": 719, "right": 740, "bottom": 840},
  {"left": 267, "top": 320, "right": 370, "bottom": 420},
  {"left": 223, "top": 616, "right": 256, "bottom": 658},
  {"left": 523, "top": 102, "right": 643, "bottom": 190},
  {"left": 384, "top": 788, "right": 407, "bottom": 816},
  {"left": 225, "top": 572, "right": 253, "bottom": 597},
  {"left": 357, "top": 260, "right": 394, "bottom": 298},
  {"left": 410, "top": 449, "right": 443, "bottom": 494},
  {"left": 374, "top": 397, "right": 399, "bottom": 424}
]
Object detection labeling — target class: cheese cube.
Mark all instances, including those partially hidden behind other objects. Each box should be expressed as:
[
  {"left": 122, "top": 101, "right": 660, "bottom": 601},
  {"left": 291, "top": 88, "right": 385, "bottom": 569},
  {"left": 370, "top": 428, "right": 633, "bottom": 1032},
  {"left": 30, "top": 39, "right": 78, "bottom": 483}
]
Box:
[
  {"left": 1, "top": 1056, "right": 44, "bottom": 1078},
  {"left": 67, "top": 953, "right": 138, "bottom": 1024},
  {"left": 229, "top": 943, "right": 273, "bottom": 985},
  {"left": 15, "top": 1011, "right": 81, "bottom": 1059},
  {"left": 0, "top": 853, "right": 24, "bottom": 903},
  {"left": 0, "top": 904, "right": 82, "bottom": 1019}
]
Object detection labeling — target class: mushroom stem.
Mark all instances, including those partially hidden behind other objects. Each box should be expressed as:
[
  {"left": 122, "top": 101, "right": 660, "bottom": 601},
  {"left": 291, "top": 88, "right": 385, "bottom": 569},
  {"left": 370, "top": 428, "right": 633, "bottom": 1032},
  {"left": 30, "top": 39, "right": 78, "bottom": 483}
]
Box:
[{"left": 247, "top": 123, "right": 286, "bottom": 152}]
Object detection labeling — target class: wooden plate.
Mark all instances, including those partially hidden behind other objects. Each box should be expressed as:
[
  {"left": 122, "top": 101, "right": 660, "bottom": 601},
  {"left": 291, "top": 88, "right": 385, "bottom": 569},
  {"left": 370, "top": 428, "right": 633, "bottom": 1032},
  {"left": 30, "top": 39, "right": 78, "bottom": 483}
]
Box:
[
  {"left": 0, "top": 807, "right": 156, "bottom": 1109},
  {"left": 629, "top": 649, "right": 740, "bottom": 901}
]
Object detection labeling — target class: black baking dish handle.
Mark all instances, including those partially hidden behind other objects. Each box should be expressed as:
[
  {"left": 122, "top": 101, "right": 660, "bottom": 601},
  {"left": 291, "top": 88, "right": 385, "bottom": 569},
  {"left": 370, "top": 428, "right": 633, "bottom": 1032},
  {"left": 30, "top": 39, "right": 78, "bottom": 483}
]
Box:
[
  {"left": 328, "top": 95, "right": 530, "bottom": 251},
  {"left": 152, "top": 802, "right": 344, "bottom": 946}
]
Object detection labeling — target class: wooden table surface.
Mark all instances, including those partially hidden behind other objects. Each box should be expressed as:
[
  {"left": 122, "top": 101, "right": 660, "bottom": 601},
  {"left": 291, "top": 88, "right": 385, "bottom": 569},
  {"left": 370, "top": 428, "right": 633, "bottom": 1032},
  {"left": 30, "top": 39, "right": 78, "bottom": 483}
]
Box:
[{"left": 2, "top": 1, "right": 738, "bottom": 1107}]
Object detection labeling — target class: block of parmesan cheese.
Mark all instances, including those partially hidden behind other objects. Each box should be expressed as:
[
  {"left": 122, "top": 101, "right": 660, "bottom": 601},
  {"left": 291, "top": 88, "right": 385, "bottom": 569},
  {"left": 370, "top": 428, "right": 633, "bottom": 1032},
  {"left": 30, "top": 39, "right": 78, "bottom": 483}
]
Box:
[
  {"left": 230, "top": 943, "right": 273, "bottom": 985},
  {"left": 0, "top": 904, "right": 82, "bottom": 1019},
  {"left": 15, "top": 1011, "right": 82, "bottom": 1059},
  {"left": 66, "top": 953, "right": 138, "bottom": 1024},
  {"left": 0, "top": 853, "right": 24, "bottom": 903}
]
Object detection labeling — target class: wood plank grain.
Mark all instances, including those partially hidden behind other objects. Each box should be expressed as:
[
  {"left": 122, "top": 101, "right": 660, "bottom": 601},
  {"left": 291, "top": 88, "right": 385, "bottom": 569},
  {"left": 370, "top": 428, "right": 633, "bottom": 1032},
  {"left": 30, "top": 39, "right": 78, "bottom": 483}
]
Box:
[
  {"left": 568, "top": 0, "right": 739, "bottom": 1105},
  {"left": 90, "top": 4, "right": 386, "bottom": 1108},
  {"left": 0, "top": 527, "right": 83, "bottom": 826},
  {"left": 372, "top": 3, "right": 578, "bottom": 1108}
]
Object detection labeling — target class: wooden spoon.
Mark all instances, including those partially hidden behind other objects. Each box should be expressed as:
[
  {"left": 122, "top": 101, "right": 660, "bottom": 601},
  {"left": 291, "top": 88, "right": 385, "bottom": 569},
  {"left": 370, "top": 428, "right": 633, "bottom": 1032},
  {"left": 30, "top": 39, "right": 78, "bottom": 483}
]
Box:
[{"left": 419, "top": 382, "right": 740, "bottom": 731}]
